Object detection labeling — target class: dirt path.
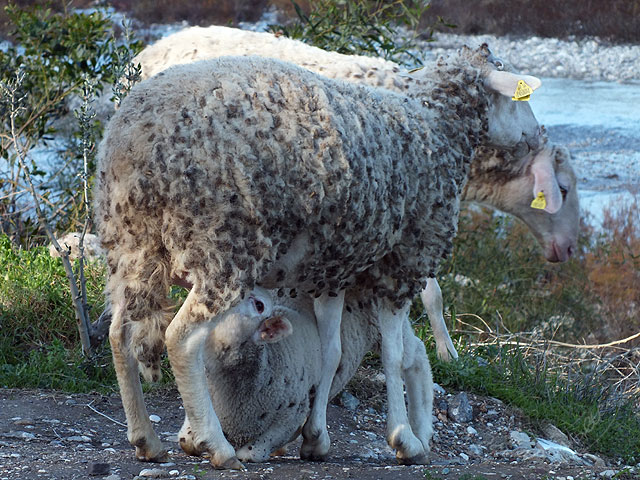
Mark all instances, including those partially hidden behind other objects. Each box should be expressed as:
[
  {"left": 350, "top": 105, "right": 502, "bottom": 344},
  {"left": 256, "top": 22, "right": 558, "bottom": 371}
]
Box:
[{"left": 0, "top": 387, "right": 616, "bottom": 480}]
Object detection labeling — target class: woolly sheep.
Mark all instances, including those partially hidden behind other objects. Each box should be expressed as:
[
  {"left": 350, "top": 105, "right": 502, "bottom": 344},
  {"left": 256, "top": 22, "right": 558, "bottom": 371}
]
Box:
[
  {"left": 131, "top": 26, "right": 580, "bottom": 361},
  {"left": 177, "top": 287, "right": 433, "bottom": 464},
  {"left": 95, "top": 47, "right": 543, "bottom": 468}
]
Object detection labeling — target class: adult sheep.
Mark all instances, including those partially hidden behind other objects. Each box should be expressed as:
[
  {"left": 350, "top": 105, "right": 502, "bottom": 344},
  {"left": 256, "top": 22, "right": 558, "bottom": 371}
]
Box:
[
  {"left": 131, "top": 25, "right": 580, "bottom": 361},
  {"left": 95, "top": 47, "right": 543, "bottom": 468},
  {"left": 177, "top": 286, "right": 433, "bottom": 464}
]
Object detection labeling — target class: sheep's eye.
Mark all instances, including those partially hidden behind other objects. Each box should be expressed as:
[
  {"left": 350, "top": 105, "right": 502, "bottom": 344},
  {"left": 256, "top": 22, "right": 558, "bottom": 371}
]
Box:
[
  {"left": 253, "top": 298, "right": 265, "bottom": 314},
  {"left": 494, "top": 60, "right": 504, "bottom": 71},
  {"left": 559, "top": 186, "right": 568, "bottom": 200}
]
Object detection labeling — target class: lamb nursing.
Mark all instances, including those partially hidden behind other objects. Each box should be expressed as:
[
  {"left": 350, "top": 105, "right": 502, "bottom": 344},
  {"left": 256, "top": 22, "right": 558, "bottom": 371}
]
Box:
[
  {"left": 95, "top": 45, "right": 545, "bottom": 468},
  {"left": 129, "top": 25, "right": 580, "bottom": 361}
]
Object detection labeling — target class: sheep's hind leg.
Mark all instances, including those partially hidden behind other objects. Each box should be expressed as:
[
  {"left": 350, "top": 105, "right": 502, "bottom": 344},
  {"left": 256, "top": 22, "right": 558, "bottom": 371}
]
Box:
[
  {"left": 378, "top": 304, "right": 429, "bottom": 465},
  {"left": 420, "top": 278, "right": 458, "bottom": 361},
  {"left": 402, "top": 320, "right": 434, "bottom": 453},
  {"left": 300, "top": 290, "right": 345, "bottom": 461},
  {"left": 108, "top": 279, "right": 170, "bottom": 462},
  {"left": 165, "top": 287, "right": 243, "bottom": 470}
]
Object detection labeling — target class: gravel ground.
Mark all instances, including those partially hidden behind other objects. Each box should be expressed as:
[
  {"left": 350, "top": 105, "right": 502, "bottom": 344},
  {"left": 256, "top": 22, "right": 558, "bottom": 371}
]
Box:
[
  {"left": 420, "top": 32, "right": 640, "bottom": 83},
  {"left": 0, "top": 376, "right": 625, "bottom": 480}
]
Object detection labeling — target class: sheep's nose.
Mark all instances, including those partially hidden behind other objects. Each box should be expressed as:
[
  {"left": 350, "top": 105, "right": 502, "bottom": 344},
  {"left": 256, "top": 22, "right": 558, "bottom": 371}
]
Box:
[{"left": 567, "top": 245, "right": 575, "bottom": 258}]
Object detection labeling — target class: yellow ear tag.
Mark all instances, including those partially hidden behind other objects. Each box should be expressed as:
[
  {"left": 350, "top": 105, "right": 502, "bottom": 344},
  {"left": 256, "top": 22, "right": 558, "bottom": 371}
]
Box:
[
  {"left": 512, "top": 80, "right": 533, "bottom": 101},
  {"left": 531, "top": 191, "right": 546, "bottom": 209}
]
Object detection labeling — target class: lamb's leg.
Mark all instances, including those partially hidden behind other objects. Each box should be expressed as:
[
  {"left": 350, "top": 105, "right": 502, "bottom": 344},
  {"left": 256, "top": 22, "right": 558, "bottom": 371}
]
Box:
[
  {"left": 108, "top": 285, "right": 169, "bottom": 462},
  {"left": 401, "top": 320, "right": 434, "bottom": 452},
  {"left": 378, "top": 304, "right": 429, "bottom": 465},
  {"left": 164, "top": 288, "right": 242, "bottom": 470},
  {"left": 300, "top": 290, "right": 345, "bottom": 461},
  {"left": 420, "top": 278, "right": 458, "bottom": 361}
]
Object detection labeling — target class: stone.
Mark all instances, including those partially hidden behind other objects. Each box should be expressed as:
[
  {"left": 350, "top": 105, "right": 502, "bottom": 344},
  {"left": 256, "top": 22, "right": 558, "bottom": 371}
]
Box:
[
  {"left": 542, "top": 423, "right": 571, "bottom": 447},
  {"left": 447, "top": 392, "right": 473, "bottom": 423},
  {"left": 509, "top": 431, "right": 532, "bottom": 449},
  {"left": 468, "top": 444, "right": 483, "bottom": 457},
  {"left": 139, "top": 468, "right": 170, "bottom": 478},
  {"left": 466, "top": 426, "right": 478, "bottom": 435},
  {"left": 433, "top": 383, "right": 446, "bottom": 395},
  {"left": 149, "top": 415, "right": 161, "bottom": 423},
  {"left": 88, "top": 462, "right": 111, "bottom": 476},
  {"left": 536, "top": 438, "right": 585, "bottom": 465},
  {"left": 599, "top": 470, "right": 616, "bottom": 478},
  {"left": 338, "top": 391, "right": 360, "bottom": 411}
]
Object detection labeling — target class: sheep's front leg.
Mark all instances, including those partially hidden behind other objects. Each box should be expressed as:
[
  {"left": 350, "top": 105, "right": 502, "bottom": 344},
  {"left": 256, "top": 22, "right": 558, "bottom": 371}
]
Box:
[
  {"left": 300, "top": 290, "right": 345, "bottom": 461},
  {"left": 420, "top": 278, "right": 458, "bottom": 361},
  {"left": 165, "top": 289, "right": 242, "bottom": 470},
  {"left": 402, "top": 320, "right": 434, "bottom": 452},
  {"left": 379, "top": 304, "right": 429, "bottom": 464}
]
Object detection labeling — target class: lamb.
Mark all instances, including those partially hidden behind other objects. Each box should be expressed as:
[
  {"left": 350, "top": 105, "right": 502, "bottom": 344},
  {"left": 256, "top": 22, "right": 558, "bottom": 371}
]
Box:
[
  {"left": 94, "top": 47, "right": 544, "bottom": 468},
  {"left": 177, "top": 287, "right": 433, "bottom": 464},
  {"left": 130, "top": 25, "right": 579, "bottom": 361}
]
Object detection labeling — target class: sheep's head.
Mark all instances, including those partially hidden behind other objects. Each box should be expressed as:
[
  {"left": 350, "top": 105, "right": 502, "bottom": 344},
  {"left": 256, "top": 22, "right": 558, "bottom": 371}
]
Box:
[
  {"left": 476, "top": 45, "right": 543, "bottom": 154},
  {"left": 466, "top": 144, "right": 579, "bottom": 263}
]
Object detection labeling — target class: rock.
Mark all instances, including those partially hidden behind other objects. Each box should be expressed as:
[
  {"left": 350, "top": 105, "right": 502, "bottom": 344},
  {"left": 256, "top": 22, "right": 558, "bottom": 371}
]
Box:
[
  {"left": 466, "top": 426, "right": 478, "bottom": 435},
  {"left": 88, "top": 462, "right": 111, "bottom": 476},
  {"left": 433, "top": 383, "right": 446, "bottom": 395},
  {"left": 542, "top": 423, "right": 571, "bottom": 447},
  {"left": 468, "top": 444, "right": 483, "bottom": 457},
  {"left": 447, "top": 392, "right": 473, "bottom": 423},
  {"left": 149, "top": 414, "right": 161, "bottom": 423},
  {"left": 104, "top": 475, "right": 120, "bottom": 480},
  {"left": 509, "top": 431, "right": 532, "bottom": 449},
  {"left": 67, "top": 435, "right": 92, "bottom": 442},
  {"left": 599, "top": 470, "right": 616, "bottom": 478},
  {"left": 138, "top": 468, "right": 171, "bottom": 478},
  {"left": 583, "top": 453, "right": 607, "bottom": 468},
  {"left": 338, "top": 391, "right": 360, "bottom": 411},
  {"left": 536, "top": 438, "right": 585, "bottom": 465},
  {"left": 13, "top": 418, "right": 35, "bottom": 426},
  {"left": 459, "top": 452, "right": 469, "bottom": 462}
]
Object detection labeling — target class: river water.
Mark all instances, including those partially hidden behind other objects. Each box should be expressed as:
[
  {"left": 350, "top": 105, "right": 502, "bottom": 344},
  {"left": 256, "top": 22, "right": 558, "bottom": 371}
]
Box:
[{"left": 530, "top": 78, "right": 640, "bottom": 225}]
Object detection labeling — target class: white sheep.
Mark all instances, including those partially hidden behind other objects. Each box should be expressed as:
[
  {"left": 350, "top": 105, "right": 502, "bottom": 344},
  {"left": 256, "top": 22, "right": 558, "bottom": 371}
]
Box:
[
  {"left": 177, "top": 287, "right": 433, "bottom": 464},
  {"left": 94, "top": 47, "right": 543, "bottom": 468},
  {"left": 130, "top": 26, "right": 580, "bottom": 361}
]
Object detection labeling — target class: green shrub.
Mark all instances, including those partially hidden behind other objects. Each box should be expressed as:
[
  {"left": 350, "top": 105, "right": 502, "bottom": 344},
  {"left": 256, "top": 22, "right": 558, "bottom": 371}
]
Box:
[
  {"left": 0, "top": 235, "right": 105, "bottom": 361},
  {"left": 268, "top": 0, "right": 442, "bottom": 66},
  {"left": 0, "top": 3, "right": 142, "bottom": 244}
]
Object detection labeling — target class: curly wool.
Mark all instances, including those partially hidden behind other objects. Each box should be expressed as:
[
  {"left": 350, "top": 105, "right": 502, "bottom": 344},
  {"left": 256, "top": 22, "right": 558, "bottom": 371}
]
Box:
[
  {"left": 133, "top": 25, "right": 535, "bottom": 185},
  {"left": 95, "top": 49, "right": 490, "bottom": 368}
]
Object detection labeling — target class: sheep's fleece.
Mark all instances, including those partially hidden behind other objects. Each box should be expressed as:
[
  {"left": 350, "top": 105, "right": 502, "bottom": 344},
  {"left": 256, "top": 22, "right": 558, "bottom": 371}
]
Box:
[
  {"left": 131, "top": 25, "right": 580, "bottom": 364},
  {"left": 95, "top": 46, "right": 542, "bottom": 467}
]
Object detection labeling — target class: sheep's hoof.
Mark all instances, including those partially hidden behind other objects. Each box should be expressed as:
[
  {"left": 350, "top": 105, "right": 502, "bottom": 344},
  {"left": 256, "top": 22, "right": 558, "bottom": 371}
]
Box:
[
  {"left": 179, "top": 436, "right": 204, "bottom": 457},
  {"left": 133, "top": 437, "right": 169, "bottom": 463},
  {"left": 299, "top": 434, "right": 329, "bottom": 462},
  {"left": 135, "top": 446, "right": 169, "bottom": 463},
  {"left": 396, "top": 451, "right": 429, "bottom": 465},
  {"left": 212, "top": 456, "right": 245, "bottom": 470}
]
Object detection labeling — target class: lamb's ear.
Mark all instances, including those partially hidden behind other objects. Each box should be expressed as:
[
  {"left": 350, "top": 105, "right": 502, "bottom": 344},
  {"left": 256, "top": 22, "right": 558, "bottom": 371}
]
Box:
[
  {"left": 485, "top": 71, "right": 542, "bottom": 98},
  {"left": 530, "top": 149, "right": 563, "bottom": 214},
  {"left": 252, "top": 316, "right": 293, "bottom": 344}
]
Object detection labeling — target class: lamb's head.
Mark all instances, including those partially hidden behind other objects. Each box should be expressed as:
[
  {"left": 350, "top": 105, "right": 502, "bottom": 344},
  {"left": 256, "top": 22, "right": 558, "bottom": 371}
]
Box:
[
  {"left": 465, "top": 143, "right": 579, "bottom": 263},
  {"left": 208, "top": 287, "right": 294, "bottom": 354}
]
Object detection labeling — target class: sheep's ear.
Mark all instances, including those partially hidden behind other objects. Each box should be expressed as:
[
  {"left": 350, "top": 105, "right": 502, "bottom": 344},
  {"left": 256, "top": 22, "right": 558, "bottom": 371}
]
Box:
[
  {"left": 253, "top": 316, "right": 293, "bottom": 344},
  {"left": 486, "top": 71, "right": 542, "bottom": 98},
  {"left": 530, "top": 148, "right": 563, "bottom": 214}
]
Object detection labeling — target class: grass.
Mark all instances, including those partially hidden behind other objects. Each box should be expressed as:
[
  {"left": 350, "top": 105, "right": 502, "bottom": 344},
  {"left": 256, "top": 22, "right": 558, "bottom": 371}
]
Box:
[{"left": 411, "top": 202, "right": 640, "bottom": 464}]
